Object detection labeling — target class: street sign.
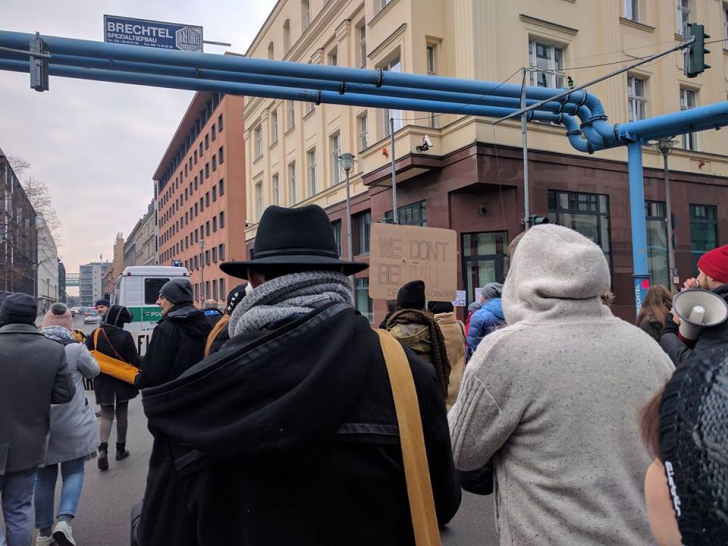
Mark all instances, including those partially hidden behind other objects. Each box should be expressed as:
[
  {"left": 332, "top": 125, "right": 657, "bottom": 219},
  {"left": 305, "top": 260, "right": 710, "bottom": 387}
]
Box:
[
  {"left": 104, "top": 15, "right": 204, "bottom": 52},
  {"left": 369, "top": 223, "right": 458, "bottom": 302}
]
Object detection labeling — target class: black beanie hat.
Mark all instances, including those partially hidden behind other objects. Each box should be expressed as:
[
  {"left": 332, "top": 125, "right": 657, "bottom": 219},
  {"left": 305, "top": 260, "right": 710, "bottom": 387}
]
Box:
[
  {"left": 95, "top": 298, "right": 111, "bottom": 308},
  {"left": 104, "top": 304, "right": 133, "bottom": 327},
  {"left": 428, "top": 301, "right": 454, "bottom": 314},
  {"left": 226, "top": 283, "right": 248, "bottom": 315},
  {"left": 159, "top": 278, "right": 194, "bottom": 305},
  {"left": 397, "top": 280, "right": 426, "bottom": 310},
  {"left": 659, "top": 355, "right": 728, "bottom": 545},
  {"left": 0, "top": 293, "right": 37, "bottom": 325}
]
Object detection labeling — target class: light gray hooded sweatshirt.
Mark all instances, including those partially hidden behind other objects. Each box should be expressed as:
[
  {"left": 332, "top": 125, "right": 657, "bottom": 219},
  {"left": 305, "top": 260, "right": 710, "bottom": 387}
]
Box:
[{"left": 449, "top": 224, "right": 674, "bottom": 546}]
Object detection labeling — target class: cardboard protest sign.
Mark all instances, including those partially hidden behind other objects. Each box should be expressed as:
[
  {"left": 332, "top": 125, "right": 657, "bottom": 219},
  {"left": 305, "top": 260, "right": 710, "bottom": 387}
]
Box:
[{"left": 369, "top": 223, "right": 457, "bottom": 302}]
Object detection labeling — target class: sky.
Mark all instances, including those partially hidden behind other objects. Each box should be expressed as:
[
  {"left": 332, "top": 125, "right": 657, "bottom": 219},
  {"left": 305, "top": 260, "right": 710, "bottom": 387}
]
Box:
[{"left": 0, "top": 0, "right": 277, "bottom": 280}]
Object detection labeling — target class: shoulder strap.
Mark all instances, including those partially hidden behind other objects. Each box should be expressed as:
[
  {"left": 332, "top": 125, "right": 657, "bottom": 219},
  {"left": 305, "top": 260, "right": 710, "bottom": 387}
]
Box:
[
  {"left": 93, "top": 327, "right": 100, "bottom": 349},
  {"left": 99, "top": 328, "right": 126, "bottom": 362},
  {"left": 375, "top": 330, "right": 441, "bottom": 546}
]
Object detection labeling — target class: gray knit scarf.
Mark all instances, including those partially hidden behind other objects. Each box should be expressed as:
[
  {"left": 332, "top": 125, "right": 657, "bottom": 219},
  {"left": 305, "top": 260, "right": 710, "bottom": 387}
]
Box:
[{"left": 229, "top": 270, "right": 354, "bottom": 337}]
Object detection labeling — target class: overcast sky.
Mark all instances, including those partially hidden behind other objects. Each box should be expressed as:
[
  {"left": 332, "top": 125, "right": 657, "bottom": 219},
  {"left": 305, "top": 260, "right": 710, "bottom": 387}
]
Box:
[{"left": 0, "top": 0, "right": 277, "bottom": 282}]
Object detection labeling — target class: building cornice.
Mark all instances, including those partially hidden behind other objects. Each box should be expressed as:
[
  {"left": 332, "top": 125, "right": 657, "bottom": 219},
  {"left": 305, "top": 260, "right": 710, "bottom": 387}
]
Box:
[
  {"left": 518, "top": 14, "right": 579, "bottom": 36},
  {"left": 368, "top": 23, "right": 408, "bottom": 61}
]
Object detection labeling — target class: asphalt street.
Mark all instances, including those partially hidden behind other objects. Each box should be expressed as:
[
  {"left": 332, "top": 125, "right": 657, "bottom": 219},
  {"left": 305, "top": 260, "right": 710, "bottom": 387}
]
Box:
[{"left": 14, "top": 315, "right": 499, "bottom": 546}]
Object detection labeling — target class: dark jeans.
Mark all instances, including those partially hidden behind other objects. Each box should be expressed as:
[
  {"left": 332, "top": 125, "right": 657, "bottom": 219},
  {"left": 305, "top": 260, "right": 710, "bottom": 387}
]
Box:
[{"left": 0, "top": 467, "right": 37, "bottom": 546}]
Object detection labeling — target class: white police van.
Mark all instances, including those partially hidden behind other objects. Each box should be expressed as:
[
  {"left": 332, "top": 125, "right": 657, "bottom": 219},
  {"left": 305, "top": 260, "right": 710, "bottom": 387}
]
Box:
[{"left": 111, "top": 266, "right": 191, "bottom": 356}]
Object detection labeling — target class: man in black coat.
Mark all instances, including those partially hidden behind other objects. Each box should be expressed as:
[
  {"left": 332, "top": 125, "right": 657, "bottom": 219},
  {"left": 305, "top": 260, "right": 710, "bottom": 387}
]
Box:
[
  {"left": 661, "top": 244, "right": 728, "bottom": 368},
  {"left": 132, "top": 205, "right": 461, "bottom": 546},
  {"left": 135, "top": 278, "right": 211, "bottom": 390},
  {"left": 0, "top": 293, "right": 75, "bottom": 545}
]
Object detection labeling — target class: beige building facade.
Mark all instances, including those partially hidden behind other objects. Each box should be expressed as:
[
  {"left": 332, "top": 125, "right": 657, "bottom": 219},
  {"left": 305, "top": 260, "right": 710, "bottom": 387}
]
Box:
[
  {"left": 125, "top": 200, "right": 157, "bottom": 268},
  {"left": 244, "top": 0, "right": 728, "bottom": 321}
]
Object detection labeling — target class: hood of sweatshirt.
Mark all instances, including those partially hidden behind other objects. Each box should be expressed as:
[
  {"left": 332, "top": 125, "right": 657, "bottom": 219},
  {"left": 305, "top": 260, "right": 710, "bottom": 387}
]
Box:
[{"left": 503, "top": 225, "right": 611, "bottom": 324}]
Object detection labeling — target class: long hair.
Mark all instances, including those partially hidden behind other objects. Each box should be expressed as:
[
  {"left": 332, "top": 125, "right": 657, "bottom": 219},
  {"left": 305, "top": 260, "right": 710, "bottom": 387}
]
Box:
[
  {"left": 636, "top": 285, "right": 673, "bottom": 327},
  {"left": 204, "top": 315, "right": 230, "bottom": 357},
  {"left": 640, "top": 385, "right": 665, "bottom": 460}
]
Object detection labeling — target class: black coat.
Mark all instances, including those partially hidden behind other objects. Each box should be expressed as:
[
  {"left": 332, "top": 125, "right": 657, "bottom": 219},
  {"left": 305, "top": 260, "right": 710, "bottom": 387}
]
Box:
[
  {"left": 660, "top": 284, "right": 728, "bottom": 367},
  {"left": 86, "top": 324, "right": 141, "bottom": 405},
  {"left": 136, "top": 304, "right": 211, "bottom": 390},
  {"left": 203, "top": 309, "right": 224, "bottom": 328},
  {"left": 639, "top": 318, "right": 663, "bottom": 342},
  {"left": 0, "top": 324, "right": 75, "bottom": 474},
  {"left": 136, "top": 303, "right": 461, "bottom": 546}
]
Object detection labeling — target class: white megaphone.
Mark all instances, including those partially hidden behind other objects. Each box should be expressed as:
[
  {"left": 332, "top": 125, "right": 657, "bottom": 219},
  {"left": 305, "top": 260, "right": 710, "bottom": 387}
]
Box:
[{"left": 672, "top": 289, "right": 728, "bottom": 341}]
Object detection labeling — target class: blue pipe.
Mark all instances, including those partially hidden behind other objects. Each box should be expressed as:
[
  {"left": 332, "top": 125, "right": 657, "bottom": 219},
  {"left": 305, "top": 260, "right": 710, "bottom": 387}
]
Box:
[
  {"left": 0, "top": 50, "right": 581, "bottom": 115},
  {"left": 627, "top": 142, "right": 650, "bottom": 315},
  {"left": 0, "top": 59, "right": 565, "bottom": 122},
  {"left": 617, "top": 100, "right": 728, "bottom": 143},
  {"left": 0, "top": 30, "right": 591, "bottom": 107}
]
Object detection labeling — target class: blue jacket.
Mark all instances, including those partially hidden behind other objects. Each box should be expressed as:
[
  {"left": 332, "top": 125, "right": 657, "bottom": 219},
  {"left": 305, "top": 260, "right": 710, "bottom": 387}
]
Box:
[{"left": 467, "top": 298, "right": 505, "bottom": 351}]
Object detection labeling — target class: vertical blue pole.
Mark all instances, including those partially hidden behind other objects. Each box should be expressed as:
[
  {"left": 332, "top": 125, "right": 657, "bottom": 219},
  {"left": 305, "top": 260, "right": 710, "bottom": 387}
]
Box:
[{"left": 628, "top": 142, "right": 650, "bottom": 315}]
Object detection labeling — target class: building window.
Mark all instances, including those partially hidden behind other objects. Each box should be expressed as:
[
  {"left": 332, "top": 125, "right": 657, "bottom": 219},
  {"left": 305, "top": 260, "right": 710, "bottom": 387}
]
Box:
[
  {"left": 212, "top": 247, "right": 218, "bottom": 263},
  {"left": 358, "top": 23, "right": 367, "bottom": 68},
  {"left": 332, "top": 221, "right": 343, "bottom": 257},
  {"left": 288, "top": 162, "right": 297, "bottom": 205},
  {"left": 462, "top": 231, "right": 509, "bottom": 306},
  {"left": 272, "top": 173, "right": 280, "bottom": 206},
  {"left": 330, "top": 132, "right": 342, "bottom": 186},
  {"left": 206, "top": 220, "right": 210, "bottom": 236},
  {"left": 307, "top": 149, "right": 317, "bottom": 196},
  {"left": 724, "top": 2, "right": 728, "bottom": 42},
  {"left": 426, "top": 44, "right": 437, "bottom": 74},
  {"left": 353, "top": 211, "right": 371, "bottom": 255},
  {"left": 690, "top": 205, "right": 718, "bottom": 274},
  {"left": 213, "top": 216, "right": 217, "bottom": 232},
  {"left": 379, "top": 55, "right": 403, "bottom": 136},
  {"left": 219, "top": 146, "right": 224, "bottom": 164},
  {"left": 677, "top": 0, "right": 691, "bottom": 35},
  {"left": 254, "top": 125, "right": 263, "bottom": 158},
  {"left": 624, "top": 0, "right": 640, "bottom": 22},
  {"left": 302, "top": 0, "right": 311, "bottom": 29},
  {"left": 194, "top": 150, "right": 198, "bottom": 164},
  {"left": 529, "top": 39, "right": 565, "bottom": 88},
  {"left": 645, "top": 201, "right": 670, "bottom": 288},
  {"left": 219, "top": 179, "right": 224, "bottom": 196},
  {"left": 212, "top": 155, "right": 217, "bottom": 171},
  {"left": 220, "top": 211, "right": 225, "bottom": 228},
  {"left": 211, "top": 124, "right": 216, "bottom": 142},
  {"left": 212, "top": 186, "right": 217, "bottom": 202},
  {"left": 255, "top": 182, "right": 263, "bottom": 221},
  {"left": 219, "top": 277, "right": 226, "bottom": 299},
  {"left": 628, "top": 76, "right": 647, "bottom": 122},
  {"left": 548, "top": 190, "right": 612, "bottom": 265},
  {"left": 283, "top": 19, "right": 291, "bottom": 52},
  {"left": 205, "top": 134, "right": 209, "bottom": 150},
  {"left": 328, "top": 48, "right": 338, "bottom": 66},
  {"left": 205, "top": 250, "right": 210, "bottom": 265},
  {"left": 212, "top": 279, "right": 218, "bottom": 300},
  {"left": 356, "top": 278, "right": 373, "bottom": 322},
  {"left": 267, "top": 41, "right": 274, "bottom": 60},
  {"left": 218, "top": 114, "right": 223, "bottom": 132},
  {"left": 358, "top": 113, "right": 369, "bottom": 151},
  {"left": 271, "top": 110, "right": 278, "bottom": 143},
  {"left": 680, "top": 88, "right": 697, "bottom": 150},
  {"left": 205, "top": 163, "right": 210, "bottom": 179},
  {"left": 385, "top": 200, "right": 427, "bottom": 226},
  {"left": 380, "top": 0, "right": 393, "bottom": 12},
  {"left": 220, "top": 244, "right": 226, "bottom": 260},
  {"left": 287, "top": 101, "right": 296, "bottom": 130}
]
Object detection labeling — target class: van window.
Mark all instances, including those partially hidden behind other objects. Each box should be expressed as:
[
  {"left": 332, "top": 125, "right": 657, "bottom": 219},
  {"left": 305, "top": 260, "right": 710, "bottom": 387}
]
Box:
[{"left": 145, "top": 278, "right": 170, "bottom": 305}]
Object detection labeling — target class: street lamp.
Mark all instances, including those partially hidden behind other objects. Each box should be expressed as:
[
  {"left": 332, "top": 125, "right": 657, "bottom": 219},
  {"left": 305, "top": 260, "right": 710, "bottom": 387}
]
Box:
[
  {"left": 656, "top": 138, "right": 679, "bottom": 291},
  {"left": 339, "top": 152, "right": 355, "bottom": 287},
  {"left": 199, "top": 239, "right": 205, "bottom": 302}
]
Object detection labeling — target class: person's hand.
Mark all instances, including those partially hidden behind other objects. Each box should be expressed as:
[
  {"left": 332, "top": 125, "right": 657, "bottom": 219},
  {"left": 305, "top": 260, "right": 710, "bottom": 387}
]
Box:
[
  {"left": 682, "top": 278, "right": 700, "bottom": 291},
  {"left": 670, "top": 309, "right": 680, "bottom": 326}
]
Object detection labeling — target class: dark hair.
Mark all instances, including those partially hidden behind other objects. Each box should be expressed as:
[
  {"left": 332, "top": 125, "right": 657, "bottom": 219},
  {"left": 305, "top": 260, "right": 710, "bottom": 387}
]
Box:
[
  {"left": 386, "top": 300, "right": 397, "bottom": 313},
  {"left": 640, "top": 385, "right": 665, "bottom": 460},
  {"left": 635, "top": 285, "right": 673, "bottom": 328}
]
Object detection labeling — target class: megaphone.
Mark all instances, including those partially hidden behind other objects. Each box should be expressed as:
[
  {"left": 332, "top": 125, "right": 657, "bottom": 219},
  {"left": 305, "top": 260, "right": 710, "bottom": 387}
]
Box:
[{"left": 672, "top": 289, "right": 728, "bottom": 340}]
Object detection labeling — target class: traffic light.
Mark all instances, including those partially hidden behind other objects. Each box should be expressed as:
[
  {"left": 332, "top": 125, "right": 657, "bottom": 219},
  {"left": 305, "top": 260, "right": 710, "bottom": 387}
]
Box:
[
  {"left": 684, "top": 23, "right": 710, "bottom": 78},
  {"left": 29, "top": 33, "right": 49, "bottom": 92},
  {"left": 522, "top": 215, "right": 550, "bottom": 227}
]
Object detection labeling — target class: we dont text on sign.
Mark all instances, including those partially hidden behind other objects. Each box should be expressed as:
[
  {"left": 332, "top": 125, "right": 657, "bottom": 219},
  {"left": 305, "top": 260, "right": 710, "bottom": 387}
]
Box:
[{"left": 369, "top": 223, "right": 457, "bottom": 302}]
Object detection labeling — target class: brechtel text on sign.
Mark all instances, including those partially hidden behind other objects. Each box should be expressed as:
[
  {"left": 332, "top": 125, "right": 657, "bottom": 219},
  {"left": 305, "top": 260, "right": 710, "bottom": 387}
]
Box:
[
  {"left": 369, "top": 223, "right": 458, "bottom": 302},
  {"left": 104, "top": 15, "right": 204, "bottom": 52}
]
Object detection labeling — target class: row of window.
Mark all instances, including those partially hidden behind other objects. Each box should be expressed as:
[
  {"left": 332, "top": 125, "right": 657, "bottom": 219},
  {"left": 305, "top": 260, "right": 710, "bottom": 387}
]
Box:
[
  {"left": 160, "top": 179, "right": 225, "bottom": 231},
  {"left": 628, "top": 79, "right": 697, "bottom": 149},
  {"left": 159, "top": 146, "right": 225, "bottom": 214},
  {"left": 159, "top": 210, "right": 226, "bottom": 260},
  {"left": 194, "top": 278, "right": 227, "bottom": 303},
  {"left": 160, "top": 237, "right": 227, "bottom": 267},
  {"left": 159, "top": 99, "right": 224, "bottom": 190},
  {"left": 623, "top": 0, "right": 728, "bottom": 41}
]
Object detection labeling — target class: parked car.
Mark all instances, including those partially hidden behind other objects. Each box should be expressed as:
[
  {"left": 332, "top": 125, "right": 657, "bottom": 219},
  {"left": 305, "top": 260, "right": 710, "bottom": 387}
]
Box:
[
  {"left": 84, "top": 308, "right": 101, "bottom": 324},
  {"left": 70, "top": 306, "right": 82, "bottom": 316}
]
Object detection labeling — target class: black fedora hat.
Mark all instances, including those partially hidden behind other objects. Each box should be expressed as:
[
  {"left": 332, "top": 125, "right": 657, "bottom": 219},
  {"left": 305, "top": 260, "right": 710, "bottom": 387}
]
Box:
[{"left": 220, "top": 205, "right": 369, "bottom": 280}]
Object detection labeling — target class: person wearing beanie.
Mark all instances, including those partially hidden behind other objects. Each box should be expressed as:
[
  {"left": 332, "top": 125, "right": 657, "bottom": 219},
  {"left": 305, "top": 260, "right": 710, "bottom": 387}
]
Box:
[
  {"left": 660, "top": 243, "right": 728, "bottom": 368},
  {"left": 387, "top": 280, "right": 451, "bottom": 398},
  {"left": 85, "top": 305, "right": 140, "bottom": 470},
  {"left": 449, "top": 224, "right": 674, "bottom": 546},
  {"left": 640, "top": 355, "right": 728, "bottom": 546},
  {"left": 204, "top": 283, "right": 249, "bottom": 357},
  {"left": 135, "top": 278, "right": 211, "bottom": 390},
  {"left": 466, "top": 282, "right": 505, "bottom": 352},
  {"left": 95, "top": 298, "right": 111, "bottom": 319},
  {"left": 427, "top": 301, "right": 467, "bottom": 411},
  {"left": 0, "top": 293, "right": 75, "bottom": 546},
  {"left": 36, "top": 304, "right": 100, "bottom": 545}
]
